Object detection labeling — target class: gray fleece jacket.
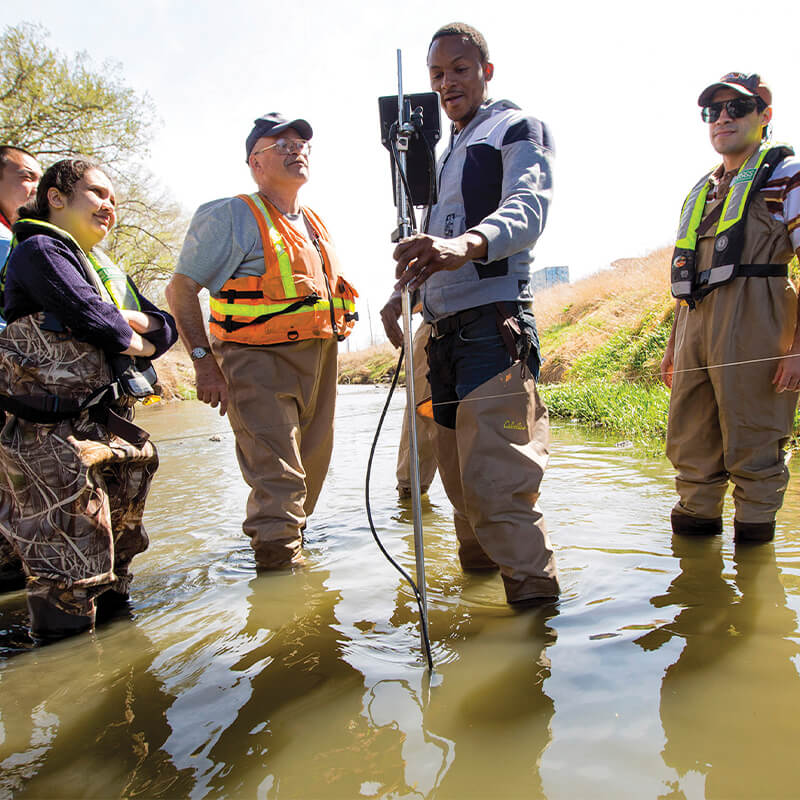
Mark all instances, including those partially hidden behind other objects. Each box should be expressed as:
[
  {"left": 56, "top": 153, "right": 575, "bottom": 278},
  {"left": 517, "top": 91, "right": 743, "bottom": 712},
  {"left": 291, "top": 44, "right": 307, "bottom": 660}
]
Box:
[{"left": 421, "top": 98, "right": 555, "bottom": 322}]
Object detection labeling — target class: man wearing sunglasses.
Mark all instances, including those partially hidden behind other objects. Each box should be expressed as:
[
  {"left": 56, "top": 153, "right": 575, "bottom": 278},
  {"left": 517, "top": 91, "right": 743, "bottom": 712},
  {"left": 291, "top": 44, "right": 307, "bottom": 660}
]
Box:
[
  {"left": 166, "top": 112, "right": 357, "bottom": 569},
  {"left": 660, "top": 73, "right": 800, "bottom": 543}
]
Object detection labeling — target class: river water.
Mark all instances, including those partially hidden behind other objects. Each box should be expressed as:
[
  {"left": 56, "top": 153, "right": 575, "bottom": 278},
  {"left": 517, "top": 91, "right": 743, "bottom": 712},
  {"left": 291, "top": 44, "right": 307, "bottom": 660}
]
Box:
[{"left": 1, "top": 386, "right": 799, "bottom": 799}]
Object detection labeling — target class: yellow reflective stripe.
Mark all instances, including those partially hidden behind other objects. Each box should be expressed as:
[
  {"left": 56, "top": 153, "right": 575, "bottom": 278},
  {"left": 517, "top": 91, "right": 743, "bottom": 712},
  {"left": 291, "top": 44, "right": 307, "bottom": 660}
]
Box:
[
  {"left": 675, "top": 184, "right": 709, "bottom": 250},
  {"left": 716, "top": 147, "right": 769, "bottom": 234},
  {"left": 209, "top": 297, "right": 355, "bottom": 317},
  {"left": 249, "top": 193, "right": 296, "bottom": 298}
]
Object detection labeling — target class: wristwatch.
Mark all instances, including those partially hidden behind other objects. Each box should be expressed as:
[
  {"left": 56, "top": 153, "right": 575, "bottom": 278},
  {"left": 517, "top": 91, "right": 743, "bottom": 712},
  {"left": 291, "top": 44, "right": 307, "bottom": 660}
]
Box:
[{"left": 190, "top": 346, "right": 209, "bottom": 361}]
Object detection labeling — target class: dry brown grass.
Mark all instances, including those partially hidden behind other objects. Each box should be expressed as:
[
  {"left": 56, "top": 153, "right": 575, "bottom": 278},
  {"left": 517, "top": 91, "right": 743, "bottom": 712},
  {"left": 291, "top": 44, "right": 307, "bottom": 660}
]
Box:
[
  {"left": 155, "top": 247, "right": 678, "bottom": 394},
  {"left": 535, "top": 246, "right": 674, "bottom": 382},
  {"left": 535, "top": 246, "right": 672, "bottom": 329}
]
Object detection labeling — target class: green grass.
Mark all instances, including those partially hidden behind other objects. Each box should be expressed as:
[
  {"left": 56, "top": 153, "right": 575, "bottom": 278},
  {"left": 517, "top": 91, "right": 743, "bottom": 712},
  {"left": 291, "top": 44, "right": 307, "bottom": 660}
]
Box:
[
  {"left": 566, "top": 309, "right": 673, "bottom": 384},
  {"left": 540, "top": 379, "right": 671, "bottom": 453}
]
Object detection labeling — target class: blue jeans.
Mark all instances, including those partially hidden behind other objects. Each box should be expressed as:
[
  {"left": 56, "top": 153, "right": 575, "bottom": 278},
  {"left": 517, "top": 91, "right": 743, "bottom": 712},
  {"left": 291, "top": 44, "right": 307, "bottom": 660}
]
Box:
[{"left": 427, "top": 303, "right": 541, "bottom": 429}]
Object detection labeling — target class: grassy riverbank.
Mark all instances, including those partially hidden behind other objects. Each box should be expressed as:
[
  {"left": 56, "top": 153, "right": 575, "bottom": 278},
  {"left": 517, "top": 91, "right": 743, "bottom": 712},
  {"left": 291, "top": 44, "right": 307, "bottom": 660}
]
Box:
[
  {"left": 337, "top": 246, "right": 800, "bottom": 450},
  {"left": 154, "top": 248, "right": 798, "bottom": 449},
  {"left": 532, "top": 247, "right": 674, "bottom": 450}
]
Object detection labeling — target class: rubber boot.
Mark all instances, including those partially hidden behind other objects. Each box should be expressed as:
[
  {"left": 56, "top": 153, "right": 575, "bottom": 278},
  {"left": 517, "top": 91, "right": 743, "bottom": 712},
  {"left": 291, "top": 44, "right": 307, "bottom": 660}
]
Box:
[
  {"left": 95, "top": 589, "right": 132, "bottom": 624},
  {"left": 0, "top": 544, "right": 25, "bottom": 593},
  {"left": 27, "top": 595, "right": 95, "bottom": 643},
  {"left": 734, "top": 519, "right": 775, "bottom": 544},
  {"left": 455, "top": 365, "right": 559, "bottom": 603},
  {"left": 670, "top": 510, "right": 723, "bottom": 536},
  {"left": 432, "top": 422, "right": 496, "bottom": 570}
]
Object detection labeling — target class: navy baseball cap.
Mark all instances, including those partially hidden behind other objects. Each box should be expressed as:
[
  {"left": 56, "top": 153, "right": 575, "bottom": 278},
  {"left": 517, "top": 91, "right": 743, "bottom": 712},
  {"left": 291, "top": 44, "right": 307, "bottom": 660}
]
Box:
[
  {"left": 698, "top": 73, "right": 772, "bottom": 107},
  {"left": 245, "top": 112, "right": 313, "bottom": 162}
]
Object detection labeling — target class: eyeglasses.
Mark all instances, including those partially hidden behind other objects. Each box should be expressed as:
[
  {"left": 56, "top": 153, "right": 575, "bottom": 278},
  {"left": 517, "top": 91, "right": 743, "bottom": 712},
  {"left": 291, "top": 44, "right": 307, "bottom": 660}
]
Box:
[
  {"left": 251, "top": 139, "right": 311, "bottom": 156},
  {"left": 701, "top": 97, "right": 759, "bottom": 123}
]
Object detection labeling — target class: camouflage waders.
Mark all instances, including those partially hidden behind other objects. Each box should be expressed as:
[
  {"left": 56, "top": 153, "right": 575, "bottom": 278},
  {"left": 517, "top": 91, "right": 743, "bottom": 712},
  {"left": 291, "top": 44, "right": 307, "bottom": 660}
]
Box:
[{"left": 0, "top": 314, "right": 157, "bottom": 630}]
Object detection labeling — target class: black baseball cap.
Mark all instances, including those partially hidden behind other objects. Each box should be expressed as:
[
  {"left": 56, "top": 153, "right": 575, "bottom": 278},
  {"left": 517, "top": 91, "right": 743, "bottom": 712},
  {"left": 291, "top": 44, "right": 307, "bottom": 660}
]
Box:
[
  {"left": 245, "top": 112, "right": 313, "bottom": 162},
  {"left": 698, "top": 73, "right": 772, "bottom": 107}
]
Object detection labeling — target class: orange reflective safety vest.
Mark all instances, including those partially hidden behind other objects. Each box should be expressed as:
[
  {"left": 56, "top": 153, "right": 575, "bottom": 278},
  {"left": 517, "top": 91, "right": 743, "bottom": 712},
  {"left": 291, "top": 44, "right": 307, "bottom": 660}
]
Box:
[{"left": 209, "top": 193, "right": 358, "bottom": 345}]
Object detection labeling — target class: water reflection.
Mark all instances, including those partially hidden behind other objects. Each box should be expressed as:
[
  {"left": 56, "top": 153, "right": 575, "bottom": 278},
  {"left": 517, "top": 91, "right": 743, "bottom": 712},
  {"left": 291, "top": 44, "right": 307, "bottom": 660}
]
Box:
[
  {"left": 0, "top": 395, "right": 798, "bottom": 799},
  {"left": 0, "top": 616, "right": 193, "bottom": 798},
  {"left": 636, "top": 536, "right": 800, "bottom": 799}
]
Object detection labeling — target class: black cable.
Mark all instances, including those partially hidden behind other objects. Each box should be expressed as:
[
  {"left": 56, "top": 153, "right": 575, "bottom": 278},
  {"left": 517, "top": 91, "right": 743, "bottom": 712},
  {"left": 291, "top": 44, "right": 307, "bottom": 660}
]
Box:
[
  {"left": 387, "top": 121, "right": 418, "bottom": 231},
  {"left": 364, "top": 345, "right": 434, "bottom": 671},
  {"left": 423, "top": 130, "right": 437, "bottom": 216}
]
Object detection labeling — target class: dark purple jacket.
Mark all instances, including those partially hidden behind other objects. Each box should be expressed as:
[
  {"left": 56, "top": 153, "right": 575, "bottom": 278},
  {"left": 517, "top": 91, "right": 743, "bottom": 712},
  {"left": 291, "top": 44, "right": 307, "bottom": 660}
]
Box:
[{"left": 4, "top": 228, "right": 177, "bottom": 359}]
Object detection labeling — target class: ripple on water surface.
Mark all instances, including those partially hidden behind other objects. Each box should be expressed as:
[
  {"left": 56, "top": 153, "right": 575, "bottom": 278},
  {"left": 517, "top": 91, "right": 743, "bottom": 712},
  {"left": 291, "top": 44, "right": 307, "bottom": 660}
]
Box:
[{"left": 1, "top": 391, "right": 799, "bottom": 799}]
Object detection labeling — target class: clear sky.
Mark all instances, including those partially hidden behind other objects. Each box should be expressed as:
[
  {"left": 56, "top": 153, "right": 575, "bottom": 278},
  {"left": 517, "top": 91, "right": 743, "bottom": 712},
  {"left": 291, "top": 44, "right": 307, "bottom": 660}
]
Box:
[{"left": 6, "top": 0, "right": 800, "bottom": 348}]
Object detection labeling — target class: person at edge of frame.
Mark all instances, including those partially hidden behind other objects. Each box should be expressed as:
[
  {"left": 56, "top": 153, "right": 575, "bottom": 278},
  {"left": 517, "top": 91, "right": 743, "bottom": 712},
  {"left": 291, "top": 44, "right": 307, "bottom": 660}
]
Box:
[
  {"left": 0, "top": 146, "right": 42, "bottom": 329},
  {"left": 0, "top": 158, "right": 178, "bottom": 641},
  {"left": 166, "top": 113, "right": 358, "bottom": 570},
  {"left": 395, "top": 319, "right": 438, "bottom": 499},
  {"left": 660, "top": 72, "right": 800, "bottom": 543},
  {"left": 0, "top": 145, "right": 42, "bottom": 592},
  {"left": 381, "top": 22, "right": 559, "bottom": 606}
]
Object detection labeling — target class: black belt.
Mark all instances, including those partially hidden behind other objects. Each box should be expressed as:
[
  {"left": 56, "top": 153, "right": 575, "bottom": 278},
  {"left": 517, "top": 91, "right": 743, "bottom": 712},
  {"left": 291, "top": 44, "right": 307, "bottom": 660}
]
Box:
[{"left": 430, "top": 301, "right": 533, "bottom": 340}]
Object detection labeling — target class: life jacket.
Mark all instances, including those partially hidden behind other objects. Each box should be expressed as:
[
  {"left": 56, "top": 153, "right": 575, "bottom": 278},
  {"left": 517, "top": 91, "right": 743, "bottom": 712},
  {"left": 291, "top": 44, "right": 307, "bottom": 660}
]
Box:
[
  {"left": 208, "top": 193, "right": 358, "bottom": 346},
  {"left": 671, "top": 143, "right": 794, "bottom": 309}
]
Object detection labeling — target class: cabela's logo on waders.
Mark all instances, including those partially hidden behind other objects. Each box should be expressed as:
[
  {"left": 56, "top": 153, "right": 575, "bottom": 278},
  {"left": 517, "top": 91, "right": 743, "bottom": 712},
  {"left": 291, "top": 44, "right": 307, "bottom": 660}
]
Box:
[{"left": 504, "top": 420, "right": 526, "bottom": 431}]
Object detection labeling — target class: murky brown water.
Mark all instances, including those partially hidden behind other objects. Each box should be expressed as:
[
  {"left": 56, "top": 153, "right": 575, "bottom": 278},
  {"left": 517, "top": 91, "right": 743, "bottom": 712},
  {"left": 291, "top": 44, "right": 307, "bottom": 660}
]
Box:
[{"left": 1, "top": 386, "right": 799, "bottom": 799}]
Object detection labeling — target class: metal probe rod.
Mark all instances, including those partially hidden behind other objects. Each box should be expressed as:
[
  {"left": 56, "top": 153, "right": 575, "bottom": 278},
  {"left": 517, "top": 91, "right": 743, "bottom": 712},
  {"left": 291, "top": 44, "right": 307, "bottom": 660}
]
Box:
[{"left": 395, "top": 49, "right": 429, "bottom": 661}]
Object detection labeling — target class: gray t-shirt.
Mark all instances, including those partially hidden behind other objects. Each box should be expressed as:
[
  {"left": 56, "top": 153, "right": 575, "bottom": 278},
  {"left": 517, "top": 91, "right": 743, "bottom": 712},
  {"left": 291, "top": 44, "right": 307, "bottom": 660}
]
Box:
[
  {"left": 175, "top": 197, "right": 319, "bottom": 295},
  {"left": 175, "top": 196, "right": 267, "bottom": 295}
]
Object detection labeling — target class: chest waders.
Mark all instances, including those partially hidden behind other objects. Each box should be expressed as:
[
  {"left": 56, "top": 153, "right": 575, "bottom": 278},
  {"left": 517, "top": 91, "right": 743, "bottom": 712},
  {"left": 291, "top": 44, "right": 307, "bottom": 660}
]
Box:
[
  {"left": 671, "top": 143, "right": 793, "bottom": 309},
  {"left": 0, "top": 220, "right": 156, "bottom": 444}
]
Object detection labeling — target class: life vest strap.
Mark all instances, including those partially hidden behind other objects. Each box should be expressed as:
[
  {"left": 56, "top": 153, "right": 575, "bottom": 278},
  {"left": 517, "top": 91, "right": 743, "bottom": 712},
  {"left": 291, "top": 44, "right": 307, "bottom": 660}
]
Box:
[
  {"left": 222, "top": 289, "right": 265, "bottom": 301},
  {"left": 217, "top": 293, "right": 322, "bottom": 333},
  {"left": 696, "top": 263, "right": 788, "bottom": 286}
]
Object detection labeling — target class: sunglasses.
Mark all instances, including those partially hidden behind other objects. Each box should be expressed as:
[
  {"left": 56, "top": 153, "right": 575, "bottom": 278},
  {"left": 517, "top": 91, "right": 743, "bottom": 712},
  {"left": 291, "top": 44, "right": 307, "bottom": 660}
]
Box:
[{"left": 701, "top": 97, "right": 759, "bottom": 123}]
